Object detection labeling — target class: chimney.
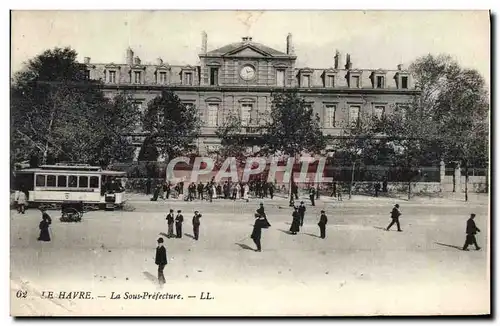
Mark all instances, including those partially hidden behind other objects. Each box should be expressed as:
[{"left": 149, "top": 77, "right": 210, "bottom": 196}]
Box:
[
  {"left": 345, "top": 53, "right": 352, "bottom": 70},
  {"left": 242, "top": 36, "right": 252, "bottom": 43},
  {"left": 156, "top": 57, "right": 163, "bottom": 66},
  {"left": 334, "top": 50, "right": 343, "bottom": 69},
  {"left": 83, "top": 57, "right": 90, "bottom": 64},
  {"left": 286, "top": 33, "right": 294, "bottom": 55},
  {"left": 201, "top": 31, "right": 207, "bottom": 54},
  {"left": 126, "top": 47, "right": 134, "bottom": 66},
  {"left": 134, "top": 56, "right": 141, "bottom": 65},
  {"left": 397, "top": 64, "right": 404, "bottom": 71}
]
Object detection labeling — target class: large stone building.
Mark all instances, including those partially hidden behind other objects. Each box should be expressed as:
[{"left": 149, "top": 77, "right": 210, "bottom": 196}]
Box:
[{"left": 82, "top": 32, "right": 418, "bottom": 157}]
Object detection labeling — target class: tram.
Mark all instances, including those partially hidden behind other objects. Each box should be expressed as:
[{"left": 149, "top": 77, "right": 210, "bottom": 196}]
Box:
[{"left": 12, "top": 163, "right": 127, "bottom": 209}]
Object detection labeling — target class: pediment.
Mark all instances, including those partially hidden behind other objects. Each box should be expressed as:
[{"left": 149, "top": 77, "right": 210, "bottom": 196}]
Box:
[{"left": 225, "top": 46, "right": 269, "bottom": 58}]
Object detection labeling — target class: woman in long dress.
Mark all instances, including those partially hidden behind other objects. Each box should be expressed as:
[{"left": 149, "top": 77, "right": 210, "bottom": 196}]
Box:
[
  {"left": 289, "top": 207, "right": 301, "bottom": 235},
  {"left": 236, "top": 183, "right": 241, "bottom": 200},
  {"left": 37, "top": 208, "right": 52, "bottom": 241}
]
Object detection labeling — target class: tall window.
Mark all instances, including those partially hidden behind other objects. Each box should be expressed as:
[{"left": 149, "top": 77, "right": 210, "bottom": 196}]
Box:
[
  {"left": 351, "top": 75, "right": 360, "bottom": 88},
  {"left": 326, "top": 75, "right": 335, "bottom": 88},
  {"left": 349, "top": 106, "right": 361, "bottom": 126},
  {"left": 184, "top": 72, "right": 193, "bottom": 85},
  {"left": 376, "top": 76, "right": 385, "bottom": 88},
  {"left": 302, "top": 75, "right": 310, "bottom": 88},
  {"left": 207, "top": 104, "right": 219, "bottom": 127},
  {"left": 241, "top": 103, "right": 253, "bottom": 126},
  {"left": 108, "top": 71, "right": 116, "bottom": 83},
  {"left": 210, "top": 68, "right": 219, "bottom": 86},
  {"left": 276, "top": 69, "right": 285, "bottom": 87},
  {"left": 134, "top": 71, "right": 141, "bottom": 84},
  {"left": 374, "top": 105, "right": 385, "bottom": 119},
  {"left": 159, "top": 72, "right": 167, "bottom": 84},
  {"left": 325, "top": 105, "right": 336, "bottom": 128},
  {"left": 401, "top": 76, "right": 408, "bottom": 89}
]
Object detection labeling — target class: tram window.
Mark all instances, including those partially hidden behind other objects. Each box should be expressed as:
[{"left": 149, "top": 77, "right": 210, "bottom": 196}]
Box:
[
  {"left": 47, "top": 175, "right": 56, "bottom": 187},
  {"left": 89, "top": 176, "right": 99, "bottom": 188},
  {"left": 68, "top": 175, "right": 78, "bottom": 188},
  {"left": 79, "top": 176, "right": 89, "bottom": 188},
  {"left": 57, "top": 175, "right": 67, "bottom": 187},
  {"left": 35, "top": 175, "right": 46, "bottom": 187}
]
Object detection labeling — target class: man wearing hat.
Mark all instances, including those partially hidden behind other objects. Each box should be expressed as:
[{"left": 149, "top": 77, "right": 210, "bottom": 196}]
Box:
[
  {"left": 166, "top": 209, "right": 175, "bottom": 238},
  {"left": 257, "top": 202, "right": 265, "bottom": 216},
  {"left": 463, "top": 213, "right": 481, "bottom": 251},
  {"left": 386, "top": 204, "right": 402, "bottom": 232},
  {"left": 192, "top": 211, "right": 202, "bottom": 241},
  {"left": 289, "top": 207, "right": 301, "bottom": 235},
  {"left": 298, "top": 201, "right": 306, "bottom": 227},
  {"left": 318, "top": 210, "right": 328, "bottom": 239},
  {"left": 155, "top": 237, "right": 167, "bottom": 285},
  {"left": 175, "top": 210, "right": 184, "bottom": 238},
  {"left": 251, "top": 213, "right": 271, "bottom": 252}
]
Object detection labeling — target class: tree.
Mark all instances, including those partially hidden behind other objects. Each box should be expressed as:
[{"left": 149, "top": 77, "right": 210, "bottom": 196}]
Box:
[
  {"left": 373, "top": 99, "right": 440, "bottom": 200},
  {"left": 335, "top": 111, "right": 377, "bottom": 199},
  {"left": 262, "top": 91, "right": 327, "bottom": 198},
  {"left": 262, "top": 92, "right": 326, "bottom": 157},
  {"left": 409, "top": 54, "right": 489, "bottom": 201},
  {"left": 142, "top": 90, "right": 200, "bottom": 163},
  {"left": 11, "top": 47, "right": 139, "bottom": 166}
]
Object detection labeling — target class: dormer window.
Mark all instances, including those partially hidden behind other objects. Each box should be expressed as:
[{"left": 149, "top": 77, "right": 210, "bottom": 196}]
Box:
[
  {"left": 108, "top": 71, "right": 116, "bottom": 83},
  {"left": 298, "top": 68, "right": 313, "bottom": 88},
  {"left": 181, "top": 66, "right": 196, "bottom": 86},
  {"left": 322, "top": 69, "right": 336, "bottom": 88},
  {"left": 395, "top": 65, "right": 410, "bottom": 90},
  {"left": 351, "top": 75, "right": 360, "bottom": 88},
  {"left": 158, "top": 72, "right": 167, "bottom": 84},
  {"left": 134, "top": 71, "right": 142, "bottom": 84},
  {"left": 371, "top": 70, "right": 387, "bottom": 89}
]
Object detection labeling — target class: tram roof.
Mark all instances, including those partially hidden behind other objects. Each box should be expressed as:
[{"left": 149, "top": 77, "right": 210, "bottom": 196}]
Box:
[{"left": 14, "top": 167, "right": 126, "bottom": 176}]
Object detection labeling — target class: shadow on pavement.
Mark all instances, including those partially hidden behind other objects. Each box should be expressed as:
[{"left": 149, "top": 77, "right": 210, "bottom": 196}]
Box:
[
  {"left": 143, "top": 271, "right": 158, "bottom": 285},
  {"left": 184, "top": 233, "right": 195, "bottom": 239},
  {"left": 303, "top": 233, "right": 320, "bottom": 238},
  {"left": 235, "top": 243, "right": 255, "bottom": 251},
  {"left": 435, "top": 242, "right": 464, "bottom": 251},
  {"left": 373, "top": 226, "right": 387, "bottom": 231},
  {"left": 277, "top": 229, "right": 292, "bottom": 235}
]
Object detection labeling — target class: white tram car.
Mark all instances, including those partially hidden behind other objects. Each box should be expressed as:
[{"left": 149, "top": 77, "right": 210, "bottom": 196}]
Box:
[{"left": 13, "top": 164, "right": 127, "bottom": 208}]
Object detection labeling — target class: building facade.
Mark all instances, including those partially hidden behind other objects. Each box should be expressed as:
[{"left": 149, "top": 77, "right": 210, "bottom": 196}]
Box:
[{"left": 82, "top": 32, "right": 419, "bottom": 158}]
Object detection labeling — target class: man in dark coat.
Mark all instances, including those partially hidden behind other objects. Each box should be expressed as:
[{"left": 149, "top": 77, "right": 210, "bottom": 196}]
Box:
[
  {"left": 309, "top": 187, "right": 316, "bottom": 206},
  {"left": 298, "top": 201, "right": 306, "bottom": 227},
  {"left": 289, "top": 207, "right": 301, "bottom": 235},
  {"left": 192, "top": 211, "right": 202, "bottom": 240},
  {"left": 257, "top": 202, "right": 265, "bottom": 216},
  {"left": 386, "top": 204, "right": 402, "bottom": 232},
  {"left": 37, "top": 208, "right": 52, "bottom": 241},
  {"left": 165, "top": 182, "right": 171, "bottom": 199},
  {"left": 251, "top": 213, "right": 271, "bottom": 252},
  {"left": 175, "top": 210, "right": 184, "bottom": 238},
  {"left": 374, "top": 183, "right": 381, "bottom": 197},
  {"left": 197, "top": 182, "right": 204, "bottom": 200},
  {"left": 155, "top": 237, "right": 167, "bottom": 285},
  {"left": 268, "top": 182, "right": 274, "bottom": 199},
  {"left": 318, "top": 210, "right": 328, "bottom": 239},
  {"left": 463, "top": 213, "right": 481, "bottom": 251},
  {"left": 166, "top": 209, "right": 175, "bottom": 238}
]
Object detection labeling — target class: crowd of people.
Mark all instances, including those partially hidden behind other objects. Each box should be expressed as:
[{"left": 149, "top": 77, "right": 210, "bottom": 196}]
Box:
[{"left": 151, "top": 178, "right": 279, "bottom": 202}]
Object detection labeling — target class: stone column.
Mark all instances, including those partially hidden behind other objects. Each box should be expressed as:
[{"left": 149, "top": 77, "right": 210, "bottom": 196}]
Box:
[
  {"left": 454, "top": 161, "right": 461, "bottom": 193},
  {"left": 439, "top": 160, "right": 445, "bottom": 192}
]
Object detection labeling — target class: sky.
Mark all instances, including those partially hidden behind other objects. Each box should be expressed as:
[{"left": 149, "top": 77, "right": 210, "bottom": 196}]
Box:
[{"left": 11, "top": 10, "right": 490, "bottom": 82}]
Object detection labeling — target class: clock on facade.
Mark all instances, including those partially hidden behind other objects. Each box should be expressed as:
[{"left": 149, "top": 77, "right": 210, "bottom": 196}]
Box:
[{"left": 240, "top": 65, "right": 256, "bottom": 81}]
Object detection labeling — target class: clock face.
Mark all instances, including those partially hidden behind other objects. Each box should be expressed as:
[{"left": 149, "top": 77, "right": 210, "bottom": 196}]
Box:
[{"left": 240, "top": 65, "right": 256, "bottom": 81}]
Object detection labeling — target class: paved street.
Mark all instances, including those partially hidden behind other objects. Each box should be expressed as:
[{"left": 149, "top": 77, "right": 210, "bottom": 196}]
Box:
[{"left": 10, "top": 194, "right": 490, "bottom": 316}]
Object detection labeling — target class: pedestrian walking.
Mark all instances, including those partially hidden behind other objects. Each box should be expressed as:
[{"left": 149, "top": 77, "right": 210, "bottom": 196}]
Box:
[
  {"left": 289, "top": 207, "right": 301, "bottom": 235},
  {"left": 386, "top": 204, "right": 402, "bottom": 232},
  {"left": 298, "top": 201, "right": 306, "bottom": 227},
  {"left": 166, "top": 209, "right": 175, "bottom": 238},
  {"left": 374, "top": 182, "right": 381, "bottom": 197},
  {"left": 318, "top": 210, "right": 328, "bottom": 239},
  {"left": 197, "top": 182, "right": 204, "bottom": 200},
  {"left": 463, "top": 213, "right": 481, "bottom": 251},
  {"left": 251, "top": 213, "right": 271, "bottom": 252},
  {"left": 16, "top": 190, "right": 27, "bottom": 214},
  {"left": 175, "top": 210, "right": 184, "bottom": 238},
  {"left": 269, "top": 182, "right": 274, "bottom": 199},
  {"left": 257, "top": 202, "right": 265, "bottom": 216},
  {"left": 37, "top": 208, "right": 52, "bottom": 241},
  {"left": 192, "top": 211, "right": 202, "bottom": 240},
  {"left": 309, "top": 187, "right": 316, "bottom": 206},
  {"left": 243, "top": 183, "right": 250, "bottom": 202},
  {"left": 155, "top": 237, "right": 167, "bottom": 285}
]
